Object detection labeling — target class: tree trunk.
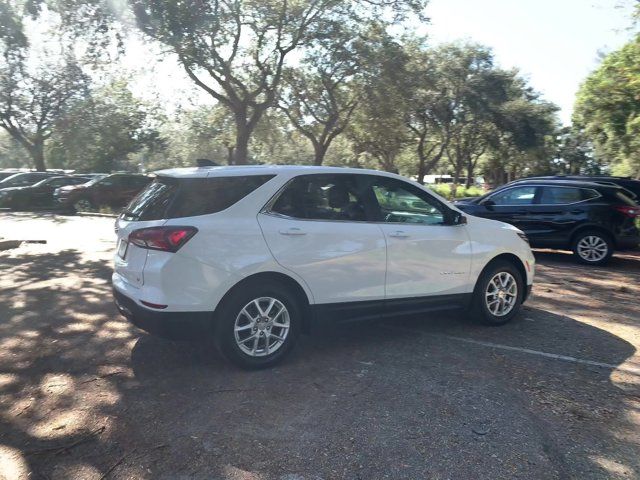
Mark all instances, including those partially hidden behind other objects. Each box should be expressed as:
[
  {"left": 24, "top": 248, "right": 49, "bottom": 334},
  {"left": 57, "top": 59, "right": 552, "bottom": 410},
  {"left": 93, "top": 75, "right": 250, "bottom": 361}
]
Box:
[
  {"left": 313, "top": 143, "right": 328, "bottom": 166},
  {"left": 30, "top": 141, "right": 46, "bottom": 172},
  {"left": 465, "top": 164, "right": 474, "bottom": 188},
  {"left": 416, "top": 135, "right": 427, "bottom": 184},
  {"left": 233, "top": 127, "right": 250, "bottom": 165}
]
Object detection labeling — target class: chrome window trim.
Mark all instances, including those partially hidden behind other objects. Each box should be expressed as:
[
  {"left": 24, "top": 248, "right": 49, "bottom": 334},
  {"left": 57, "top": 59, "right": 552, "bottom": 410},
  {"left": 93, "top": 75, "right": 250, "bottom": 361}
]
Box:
[{"left": 484, "top": 184, "right": 602, "bottom": 207}]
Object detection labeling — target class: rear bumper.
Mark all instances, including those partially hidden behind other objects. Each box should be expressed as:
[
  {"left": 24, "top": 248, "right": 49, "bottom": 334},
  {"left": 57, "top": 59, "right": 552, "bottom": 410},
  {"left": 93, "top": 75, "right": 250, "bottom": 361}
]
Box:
[{"left": 113, "top": 287, "right": 212, "bottom": 340}]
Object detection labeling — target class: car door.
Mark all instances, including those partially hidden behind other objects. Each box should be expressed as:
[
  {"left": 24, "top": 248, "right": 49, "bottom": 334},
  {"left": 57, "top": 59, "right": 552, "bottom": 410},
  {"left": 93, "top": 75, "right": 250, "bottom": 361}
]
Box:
[
  {"left": 365, "top": 176, "right": 472, "bottom": 301},
  {"left": 525, "top": 185, "right": 593, "bottom": 245},
  {"left": 474, "top": 185, "right": 540, "bottom": 235},
  {"left": 90, "top": 176, "right": 118, "bottom": 205},
  {"left": 32, "top": 178, "right": 66, "bottom": 206},
  {"left": 258, "top": 173, "right": 387, "bottom": 308}
]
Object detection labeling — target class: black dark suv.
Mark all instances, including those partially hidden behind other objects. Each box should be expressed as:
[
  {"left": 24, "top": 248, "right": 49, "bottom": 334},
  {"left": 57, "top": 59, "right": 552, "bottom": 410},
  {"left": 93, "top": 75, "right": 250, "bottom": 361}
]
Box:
[{"left": 455, "top": 180, "right": 639, "bottom": 265}]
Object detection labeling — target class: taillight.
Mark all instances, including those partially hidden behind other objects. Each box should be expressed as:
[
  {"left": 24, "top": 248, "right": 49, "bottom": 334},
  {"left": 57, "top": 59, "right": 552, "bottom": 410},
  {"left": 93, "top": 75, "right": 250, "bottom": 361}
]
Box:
[
  {"left": 129, "top": 226, "right": 197, "bottom": 252},
  {"left": 613, "top": 205, "right": 640, "bottom": 218}
]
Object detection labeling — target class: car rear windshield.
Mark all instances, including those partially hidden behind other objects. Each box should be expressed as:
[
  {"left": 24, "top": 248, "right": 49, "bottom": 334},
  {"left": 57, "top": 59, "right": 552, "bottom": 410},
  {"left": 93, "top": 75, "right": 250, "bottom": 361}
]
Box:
[{"left": 122, "top": 175, "right": 275, "bottom": 221}]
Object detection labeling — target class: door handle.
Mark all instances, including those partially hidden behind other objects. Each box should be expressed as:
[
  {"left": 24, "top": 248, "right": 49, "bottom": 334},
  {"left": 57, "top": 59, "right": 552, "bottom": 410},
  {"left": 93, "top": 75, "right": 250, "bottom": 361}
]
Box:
[
  {"left": 279, "top": 227, "right": 307, "bottom": 236},
  {"left": 389, "top": 230, "right": 410, "bottom": 238},
  {"left": 570, "top": 209, "right": 584, "bottom": 215}
]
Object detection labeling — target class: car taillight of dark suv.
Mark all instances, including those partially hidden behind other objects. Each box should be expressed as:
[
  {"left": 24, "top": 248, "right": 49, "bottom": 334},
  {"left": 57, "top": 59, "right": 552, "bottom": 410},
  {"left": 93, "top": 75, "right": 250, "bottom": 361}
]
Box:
[{"left": 455, "top": 179, "right": 639, "bottom": 265}]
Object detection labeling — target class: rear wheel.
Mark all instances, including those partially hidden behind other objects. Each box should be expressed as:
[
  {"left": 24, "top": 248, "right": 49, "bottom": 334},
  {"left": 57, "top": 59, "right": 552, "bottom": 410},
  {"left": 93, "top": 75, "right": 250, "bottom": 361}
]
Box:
[
  {"left": 572, "top": 230, "right": 613, "bottom": 266},
  {"left": 214, "top": 282, "right": 301, "bottom": 369},
  {"left": 470, "top": 260, "right": 524, "bottom": 326}
]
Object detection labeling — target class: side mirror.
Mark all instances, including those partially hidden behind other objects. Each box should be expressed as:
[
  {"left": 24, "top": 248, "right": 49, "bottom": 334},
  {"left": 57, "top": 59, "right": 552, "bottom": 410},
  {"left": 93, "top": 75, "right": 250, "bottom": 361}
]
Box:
[
  {"left": 450, "top": 211, "right": 467, "bottom": 225},
  {"left": 482, "top": 199, "right": 496, "bottom": 210}
]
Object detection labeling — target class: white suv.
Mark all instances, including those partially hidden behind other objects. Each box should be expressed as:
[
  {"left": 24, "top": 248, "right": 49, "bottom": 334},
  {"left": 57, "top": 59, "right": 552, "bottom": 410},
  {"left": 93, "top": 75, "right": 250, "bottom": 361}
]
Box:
[{"left": 113, "top": 166, "right": 535, "bottom": 368}]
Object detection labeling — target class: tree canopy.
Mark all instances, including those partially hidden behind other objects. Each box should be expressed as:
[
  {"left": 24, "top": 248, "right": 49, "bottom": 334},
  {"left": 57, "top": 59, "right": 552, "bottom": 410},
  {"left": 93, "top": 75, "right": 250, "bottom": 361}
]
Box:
[{"left": 574, "top": 34, "right": 640, "bottom": 177}]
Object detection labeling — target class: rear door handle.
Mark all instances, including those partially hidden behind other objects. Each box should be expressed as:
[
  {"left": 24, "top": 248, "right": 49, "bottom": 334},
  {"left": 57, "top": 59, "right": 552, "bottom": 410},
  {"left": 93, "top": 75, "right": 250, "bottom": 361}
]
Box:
[
  {"left": 279, "top": 227, "right": 307, "bottom": 236},
  {"left": 389, "top": 230, "right": 410, "bottom": 238}
]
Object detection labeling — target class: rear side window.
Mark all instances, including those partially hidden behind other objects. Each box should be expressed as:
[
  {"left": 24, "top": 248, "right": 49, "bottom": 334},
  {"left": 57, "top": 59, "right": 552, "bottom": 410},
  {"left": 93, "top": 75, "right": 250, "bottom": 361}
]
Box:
[
  {"left": 539, "top": 187, "right": 585, "bottom": 204},
  {"left": 124, "top": 175, "right": 274, "bottom": 220},
  {"left": 270, "top": 174, "right": 367, "bottom": 221},
  {"left": 539, "top": 186, "right": 600, "bottom": 204}
]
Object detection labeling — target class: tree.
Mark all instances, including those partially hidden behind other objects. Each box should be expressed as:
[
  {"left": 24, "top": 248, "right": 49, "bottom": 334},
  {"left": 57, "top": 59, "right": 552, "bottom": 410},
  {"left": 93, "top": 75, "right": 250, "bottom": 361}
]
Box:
[
  {"left": 574, "top": 34, "right": 640, "bottom": 177},
  {"left": 0, "top": 3, "right": 90, "bottom": 171},
  {"left": 130, "top": 0, "right": 425, "bottom": 165},
  {"left": 554, "top": 127, "right": 599, "bottom": 175},
  {"left": 47, "top": 80, "right": 162, "bottom": 172},
  {"left": 278, "top": 23, "right": 360, "bottom": 165},
  {"left": 403, "top": 41, "right": 454, "bottom": 184},
  {"left": 483, "top": 77, "right": 559, "bottom": 184},
  {"left": 347, "top": 25, "right": 410, "bottom": 172},
  {"left": 0, "top": 54, "right": 89, "bottom": 171},
  {"left": 428, "top": 44, "right": 510, "bottom": 191}
]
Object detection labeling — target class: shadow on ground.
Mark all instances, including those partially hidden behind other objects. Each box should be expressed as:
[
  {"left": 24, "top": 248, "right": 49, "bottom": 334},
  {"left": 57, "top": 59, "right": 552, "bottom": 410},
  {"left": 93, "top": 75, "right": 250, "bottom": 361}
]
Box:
[{"left": 0, "top": 248, "right": 639, "bottom": 479}]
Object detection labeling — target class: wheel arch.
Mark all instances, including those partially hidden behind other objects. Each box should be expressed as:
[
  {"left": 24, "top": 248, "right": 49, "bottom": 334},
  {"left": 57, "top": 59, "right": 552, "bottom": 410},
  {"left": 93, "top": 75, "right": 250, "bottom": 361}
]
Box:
[
  {"left": 475, "top": 253, "right": 528, "bottom": 298},
  {"left": 570, "top": 225, "right": 615, "bottom": 248},
  {"left": 214, "top": 271, "right": 314, "bottom": 333}
]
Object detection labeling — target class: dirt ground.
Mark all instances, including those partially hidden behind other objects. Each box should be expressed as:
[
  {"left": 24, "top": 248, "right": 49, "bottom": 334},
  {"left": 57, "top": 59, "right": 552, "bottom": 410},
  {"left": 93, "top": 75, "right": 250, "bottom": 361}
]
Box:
[{"left": 0, "top": 212, "right": 639, "bottom": 480}]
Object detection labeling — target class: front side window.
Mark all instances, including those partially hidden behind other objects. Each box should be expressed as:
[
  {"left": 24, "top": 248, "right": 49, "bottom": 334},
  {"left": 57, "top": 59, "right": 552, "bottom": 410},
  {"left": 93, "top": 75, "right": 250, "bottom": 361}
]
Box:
[
  {"left": 370, "top": 178, "right": 447, "bottom": 225},
  {"left": 270, "top": 174, "right": 367, "bottom": 221},
  {"left": 488, "top": 186, "right": 537, "bottom": 206}
]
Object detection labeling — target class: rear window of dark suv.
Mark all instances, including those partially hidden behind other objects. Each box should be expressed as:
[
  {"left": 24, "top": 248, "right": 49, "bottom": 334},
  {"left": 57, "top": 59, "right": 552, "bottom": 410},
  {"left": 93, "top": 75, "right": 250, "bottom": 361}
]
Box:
[{"left": 122, "top": 175, "right": 275, "bottom": 221}]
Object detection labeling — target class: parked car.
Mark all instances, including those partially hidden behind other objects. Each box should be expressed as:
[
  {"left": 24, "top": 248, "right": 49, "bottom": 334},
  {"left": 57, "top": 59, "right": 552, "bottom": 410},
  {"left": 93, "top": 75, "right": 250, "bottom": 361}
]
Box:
[
  {"left": 454, "top": 179, "right": 640, "bottom": 265},
  {"left": 0, "top": 172, "right": 60, "bottom": 190},
  {"left": 0, "top": 170, "right": 26, "bottom": 181},
  {"left": 113, "top": 166, "right": 535, "bottom": 369},
  {"left": 520, "top": 175, "right": 640, "bottom": 201},
  {"left": 55, "top": 173, "right": 152, "bottom": 212},
  {"left": 0, "top": 176, "right": 92, "bottom": 210}
]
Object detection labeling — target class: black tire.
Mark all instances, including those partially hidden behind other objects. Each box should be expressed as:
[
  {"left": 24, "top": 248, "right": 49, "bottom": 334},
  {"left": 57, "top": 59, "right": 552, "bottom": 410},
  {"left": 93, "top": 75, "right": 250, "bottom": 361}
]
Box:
[
  {"left": 572, "top": 230, "right": 613, "bottom": 266},
  {"left": 73, "top": 198, "right": 96, "bottom": 214},
  {"left": 470, "top": 260, "right": 524, "bottom": 326},
  {"left": 214, "top": 281, "right": 301, "bottom": 369}
]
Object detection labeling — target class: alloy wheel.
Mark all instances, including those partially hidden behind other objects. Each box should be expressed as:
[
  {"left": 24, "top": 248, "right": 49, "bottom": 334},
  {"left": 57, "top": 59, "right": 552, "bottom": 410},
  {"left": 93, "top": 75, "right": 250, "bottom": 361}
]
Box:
[
  {"left": 74, "top": 199, "right": 94, "bottom": 212},
  {"left": 576, "top": 235, "right": 608, "bottom": 263},
  {"left": 234, "top": 297, "right": 290, "bottom": 357},
  {"left": 485, "top": 272, "right": 518, "bottom": 317}
]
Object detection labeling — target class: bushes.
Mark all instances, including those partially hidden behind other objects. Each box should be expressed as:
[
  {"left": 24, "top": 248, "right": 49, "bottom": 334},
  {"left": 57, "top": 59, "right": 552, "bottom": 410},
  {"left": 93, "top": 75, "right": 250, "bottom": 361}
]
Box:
[{"left": 427, "top": 183, "right": 484, "bottom": 200}]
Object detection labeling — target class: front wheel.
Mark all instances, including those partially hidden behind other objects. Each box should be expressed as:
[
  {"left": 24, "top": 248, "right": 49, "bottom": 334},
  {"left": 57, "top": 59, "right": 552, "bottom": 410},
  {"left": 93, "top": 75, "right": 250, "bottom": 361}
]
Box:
[
  {"left": 214, "top": 282, "right": 301, "bottom": 369},
  {"left": 572, "top": 230, "right": 613, "bottom": 266},
  {"left": 470, "top": 260, "right": 524, "bottom": 326},
  {"left": 73, "top": 198, "right": 96, "bottom": 213}
]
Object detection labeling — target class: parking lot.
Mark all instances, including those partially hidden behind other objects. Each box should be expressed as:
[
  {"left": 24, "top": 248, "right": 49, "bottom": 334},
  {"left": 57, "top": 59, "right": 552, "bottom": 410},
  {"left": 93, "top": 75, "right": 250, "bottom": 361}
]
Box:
[{"left": 0, "top": 212, "right": 639, "bottom": 479}]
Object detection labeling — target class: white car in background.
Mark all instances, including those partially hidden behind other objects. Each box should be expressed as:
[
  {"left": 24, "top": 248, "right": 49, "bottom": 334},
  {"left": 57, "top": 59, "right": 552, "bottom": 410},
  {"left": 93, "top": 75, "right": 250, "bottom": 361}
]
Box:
[{"left": 113, "top": 166, "right": 535, "bottom": 369}]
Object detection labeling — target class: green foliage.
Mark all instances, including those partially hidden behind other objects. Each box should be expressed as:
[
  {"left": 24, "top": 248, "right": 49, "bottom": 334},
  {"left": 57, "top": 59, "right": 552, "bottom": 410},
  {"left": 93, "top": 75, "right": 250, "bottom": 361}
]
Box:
[
  {"left": 428, "top": 183, "right": 484, "bottom": 200},
  {"left": 575, "top": 34, "right": 640, "bottom": 177},
  {"left": 47, "top": 80, "right": 162, "bottom": 172}
]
